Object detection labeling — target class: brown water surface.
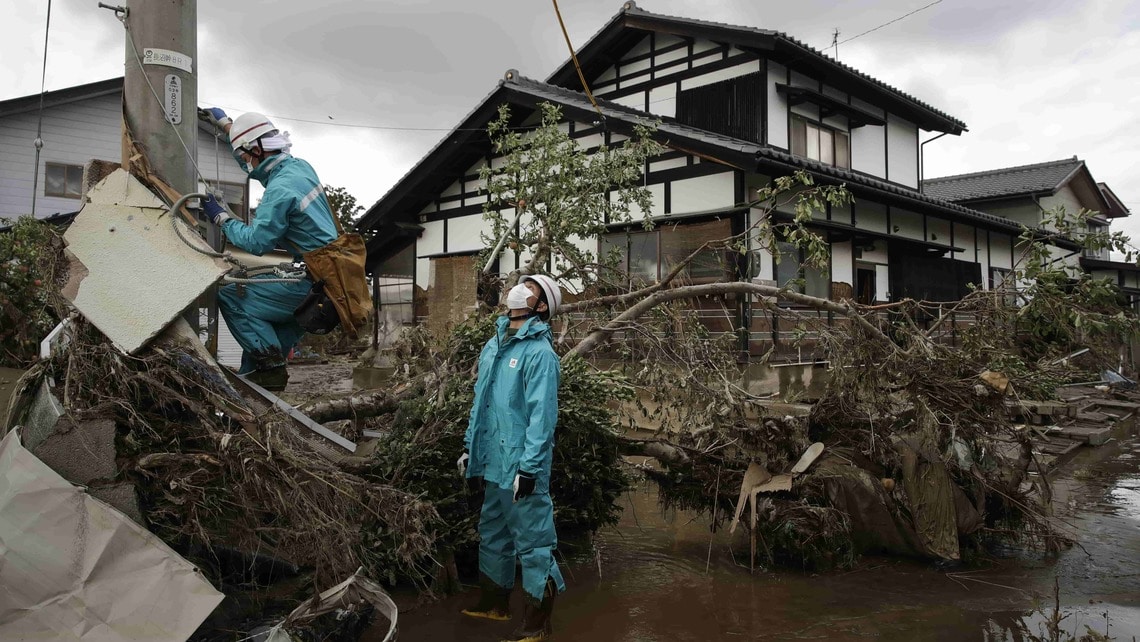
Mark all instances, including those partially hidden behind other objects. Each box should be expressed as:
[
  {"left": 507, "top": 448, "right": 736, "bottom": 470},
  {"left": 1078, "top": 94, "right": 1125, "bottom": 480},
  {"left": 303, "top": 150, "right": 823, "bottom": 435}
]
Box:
[{"left": 391, "top": 431, "right": 1140, "bottom": 641}]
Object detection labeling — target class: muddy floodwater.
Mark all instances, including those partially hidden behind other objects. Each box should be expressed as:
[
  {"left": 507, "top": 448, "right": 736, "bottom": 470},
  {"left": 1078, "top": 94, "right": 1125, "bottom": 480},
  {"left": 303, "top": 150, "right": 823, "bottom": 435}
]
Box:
[{"left": 389, "top": 427, "right": 1140, "bottom": 641}]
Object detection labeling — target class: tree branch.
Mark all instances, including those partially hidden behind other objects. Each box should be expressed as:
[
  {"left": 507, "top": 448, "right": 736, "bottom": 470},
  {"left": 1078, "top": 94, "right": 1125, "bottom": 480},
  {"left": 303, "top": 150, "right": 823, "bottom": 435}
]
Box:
[{"left": 568, "top": 281, "right": 898, "bottom": 358}]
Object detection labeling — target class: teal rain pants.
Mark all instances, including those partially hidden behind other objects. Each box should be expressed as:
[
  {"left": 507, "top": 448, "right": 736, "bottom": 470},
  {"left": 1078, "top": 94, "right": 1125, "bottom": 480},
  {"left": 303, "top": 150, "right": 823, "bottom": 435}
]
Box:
[
  {"left": 478, "top": 486, "right": 566, "bottom": 602},
  {"left": 217, "top": 275, "right": 311, "bottom": 374}
]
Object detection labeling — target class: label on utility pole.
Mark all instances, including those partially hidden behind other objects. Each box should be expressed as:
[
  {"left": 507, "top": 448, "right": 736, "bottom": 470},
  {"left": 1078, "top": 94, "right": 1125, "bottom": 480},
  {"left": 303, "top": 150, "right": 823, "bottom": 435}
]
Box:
[
  {"left": 164, "top": 75, "right": 182, "bottom": 124},
  {"left": 143, "top": 48, "right": 193, "bottom": 74}
]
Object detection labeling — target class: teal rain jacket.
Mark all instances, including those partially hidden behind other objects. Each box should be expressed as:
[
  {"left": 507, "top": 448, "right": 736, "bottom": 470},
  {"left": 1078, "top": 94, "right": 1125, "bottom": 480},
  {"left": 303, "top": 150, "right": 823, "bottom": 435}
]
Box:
[
  {"left": 465, "top": 315, "right": 561, "bottom": 493},
  {"left": 221, "top": 151, "right": 337, "bottom": 259}
]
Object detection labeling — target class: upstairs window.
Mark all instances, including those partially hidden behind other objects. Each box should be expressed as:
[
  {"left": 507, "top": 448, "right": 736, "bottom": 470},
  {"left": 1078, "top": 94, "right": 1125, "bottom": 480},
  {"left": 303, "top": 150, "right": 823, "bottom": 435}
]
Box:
[
  {"left": 45, "top": 162, "right": 83, "bottom": 199},
  {"left": 676, "top": 72, "right": 763, "bottom": 143},
  {"left": 790, "top": 115, "right": 850, "bottom": 169}
]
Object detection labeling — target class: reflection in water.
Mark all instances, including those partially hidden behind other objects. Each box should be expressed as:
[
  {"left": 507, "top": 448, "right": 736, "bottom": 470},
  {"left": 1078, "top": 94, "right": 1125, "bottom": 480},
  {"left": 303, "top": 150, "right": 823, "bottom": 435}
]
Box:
[{"left": 389, "top": 434, "right": 1140, "bottom": 641}]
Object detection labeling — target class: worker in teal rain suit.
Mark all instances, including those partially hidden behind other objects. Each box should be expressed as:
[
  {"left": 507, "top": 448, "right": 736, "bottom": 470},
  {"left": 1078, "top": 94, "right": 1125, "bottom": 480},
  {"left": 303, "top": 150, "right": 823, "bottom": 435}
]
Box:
[
  {"left": 458, "top": 274, "right": 566, "bottom": 642},
  {"left": 197, "top": 108, "right": 337, "bottom": 391}
]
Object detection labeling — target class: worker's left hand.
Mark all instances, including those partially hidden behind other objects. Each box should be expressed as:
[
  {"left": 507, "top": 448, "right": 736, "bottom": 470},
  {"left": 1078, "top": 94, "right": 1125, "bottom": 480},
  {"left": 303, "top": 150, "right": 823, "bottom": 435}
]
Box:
[
  {"left": 202, "top": 193, "right": 231, "bottom": 226},
  {"left": 513, "top": 471, "right": 535, "bottom": 502}
]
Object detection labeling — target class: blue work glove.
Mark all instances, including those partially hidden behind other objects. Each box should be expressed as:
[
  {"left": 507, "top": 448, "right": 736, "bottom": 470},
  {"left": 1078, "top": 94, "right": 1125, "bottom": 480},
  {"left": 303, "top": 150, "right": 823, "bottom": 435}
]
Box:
[
  {"left": 513, "top": 471, "right": 536, "bottom": 502},
  {"left": 198, "top": 107, "right": 231, "bottom": 129},
  {"left": 202, "top": 193, "right": 231, "bottom": 226}
]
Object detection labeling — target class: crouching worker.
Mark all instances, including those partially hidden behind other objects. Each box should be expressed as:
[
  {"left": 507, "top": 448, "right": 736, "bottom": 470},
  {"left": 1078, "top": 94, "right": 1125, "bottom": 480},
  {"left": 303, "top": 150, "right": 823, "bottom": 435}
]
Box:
[
  {"left": 457, "top": 274, "right": 566, "bottom": 641},
  {"left": 197, "top": 108, "right": 337, "bottom": 391}
]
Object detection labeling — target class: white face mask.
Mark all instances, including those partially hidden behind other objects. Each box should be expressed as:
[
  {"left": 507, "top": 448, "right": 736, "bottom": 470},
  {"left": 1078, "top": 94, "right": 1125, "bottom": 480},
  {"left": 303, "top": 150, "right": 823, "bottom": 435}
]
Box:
[{"left": 506, "top": 283, "right": 533, "bottom": 310}]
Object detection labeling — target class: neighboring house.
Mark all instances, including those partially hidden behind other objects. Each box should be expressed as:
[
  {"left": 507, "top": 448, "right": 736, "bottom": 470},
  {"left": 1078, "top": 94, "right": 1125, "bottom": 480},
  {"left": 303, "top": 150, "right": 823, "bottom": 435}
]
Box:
[
  {"left": 924, "top": 157, "right": 1138, "bottom": 305},
  {"left": 0, "top": 77, "right": 249, "bottom": 221},
  {"left": 0, "top": 77, "right": 251, "bottom": 366},
  {"left": 356, "top": 2, "right": 1082, "bottom": 355}
]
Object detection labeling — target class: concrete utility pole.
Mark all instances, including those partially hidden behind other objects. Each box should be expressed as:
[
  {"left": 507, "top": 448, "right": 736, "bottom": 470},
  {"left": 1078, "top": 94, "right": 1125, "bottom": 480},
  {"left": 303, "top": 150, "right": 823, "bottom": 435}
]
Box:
[
  {"left": 121, "top": 0, "right": 218, "bottom": 341},
  {"left": 123, "top": 0, "right": 198, "bottom": 197}
]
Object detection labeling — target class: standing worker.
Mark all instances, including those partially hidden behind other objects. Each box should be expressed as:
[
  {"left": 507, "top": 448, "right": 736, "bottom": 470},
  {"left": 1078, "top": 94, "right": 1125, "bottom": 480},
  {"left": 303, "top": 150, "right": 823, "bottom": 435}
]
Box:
[
  {"left": 458, "top": 274, "right": 566, "bottom": 642},
  {"left": 197, "top": 108, "right": 337, "bottom": 391}
]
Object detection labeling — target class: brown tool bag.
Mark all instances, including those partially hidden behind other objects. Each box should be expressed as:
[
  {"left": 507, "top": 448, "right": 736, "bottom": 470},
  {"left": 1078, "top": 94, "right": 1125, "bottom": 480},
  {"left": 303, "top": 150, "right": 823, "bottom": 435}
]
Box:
[{"left": 293, "top": 192, "right": 372, "bottom": 337}]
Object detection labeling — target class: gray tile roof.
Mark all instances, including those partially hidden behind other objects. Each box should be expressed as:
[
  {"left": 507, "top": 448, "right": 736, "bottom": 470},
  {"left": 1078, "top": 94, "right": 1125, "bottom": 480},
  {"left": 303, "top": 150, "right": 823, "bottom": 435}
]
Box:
[
  {"left": 547, "top": 2, "right": 966, "bottom": 134},
  {"left": 507, "top": 75, "right": 1027, "bottom": 235},
  {"left": 923, "top": 157, "right": 1083, "bottom": 203}
]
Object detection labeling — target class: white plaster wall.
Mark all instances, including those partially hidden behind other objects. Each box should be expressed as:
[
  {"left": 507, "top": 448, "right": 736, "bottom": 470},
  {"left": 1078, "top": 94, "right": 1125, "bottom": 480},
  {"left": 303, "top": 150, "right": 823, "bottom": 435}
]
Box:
[
  {"left": 558, "top": 233, "right": 596, "bottom": 293},
  {"left": 1048, "top": 244, "right": 1082, "bottom": 276},
  {"left": 447, "top": 214, "right": 490, "bottom": 253},
  {"left": 624, "top": 182, "right": 666, "bottom": 218},
  {"left": 1039, "top": 185, "right": 1085, "bottom": 230},
  {"left": 419, "top": 219, "right": 445, "bottom": 256},
  {"left": 851, "top": 124, "right": 886, "bottom": 179},
  {"left": 977, "top": 201, "right": 1041, "bottom": 228},
  {"left": 989, "top": 232, "right": 1014, "bottom": 270},
  {"left": 855, "top": 199, "right": 888, "bottom": 234},
  {"left": 952, "top": 223, "right": 976, "bottom": 263},
  {"left": 655, "top": 36, "right": 688, "bottom": 66},
  {"left": 621, "top": 57, "right": 653, "bottom": 78},
  {"left": 831, "top": 204, "right": 853, "bottom": 226},
  {"left": 680, "top": 60, "right": 761, "bottom": 91},
  {"left": 648, "top": 85, "right": 676, "bottom": 119},
  {"left": 926, "top": 216, "right": 951, "bottom": 247},
  {"left": 670, "top": 172, "right": 735, "bottom": 214},
  {"left": 649, "top": 157, "right": 688, "bottom": 173},
  {"left": 892, "top": 208, "right": 924, "bottom": 241},
  {"left": 876, "top": 264, "right": 890, "bottom": 302},
  {"left": 575, "top": 132, "right": 606, "bottom": 149},
  {"left": 611, "top": 93, "right": 645, "bottom": 112},
  {"left": 832, "top": 240, "right": 855, "bottom": 286},
  {"left": 886, "top": 114, "right": 918, "bottom": 188},
  {"left": 766, "top": 61, "right": 789, "bottom": 149}
]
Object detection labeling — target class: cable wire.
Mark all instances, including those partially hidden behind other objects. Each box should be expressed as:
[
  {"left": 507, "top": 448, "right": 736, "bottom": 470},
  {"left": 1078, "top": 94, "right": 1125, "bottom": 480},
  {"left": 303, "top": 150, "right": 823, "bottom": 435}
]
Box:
[
  {"left": 30, "top": 0, "right": 52, "bottom": 219},
  {"left": 551, "top": 0, "right": 604, "bottom": 122},
  {"left": 834, "top": 0, "right": 944, "bottom": 48}
]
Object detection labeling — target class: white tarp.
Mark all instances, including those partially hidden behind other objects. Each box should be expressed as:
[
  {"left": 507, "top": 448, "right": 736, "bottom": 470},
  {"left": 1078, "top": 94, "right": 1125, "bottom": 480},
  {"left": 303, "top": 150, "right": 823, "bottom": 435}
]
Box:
[{"left": 0, "top": 430, "right": 223, "bottom": 640}]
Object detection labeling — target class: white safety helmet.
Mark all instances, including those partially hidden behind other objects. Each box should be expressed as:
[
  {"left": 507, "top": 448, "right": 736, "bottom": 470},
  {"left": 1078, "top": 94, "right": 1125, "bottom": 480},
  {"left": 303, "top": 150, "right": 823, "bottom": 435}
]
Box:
[
  {"left": 229, "top": 111, "right": 278, "bottom": 154},
  {"left": 520, "top": 274, "right": 562, "bottom": 319}
]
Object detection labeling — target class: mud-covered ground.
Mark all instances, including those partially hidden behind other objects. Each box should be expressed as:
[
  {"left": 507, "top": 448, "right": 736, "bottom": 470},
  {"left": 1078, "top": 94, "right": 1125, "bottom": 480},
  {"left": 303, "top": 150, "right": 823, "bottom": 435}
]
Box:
[{"left": 285, "top": 363, "right": 1140, "bottom": 641}]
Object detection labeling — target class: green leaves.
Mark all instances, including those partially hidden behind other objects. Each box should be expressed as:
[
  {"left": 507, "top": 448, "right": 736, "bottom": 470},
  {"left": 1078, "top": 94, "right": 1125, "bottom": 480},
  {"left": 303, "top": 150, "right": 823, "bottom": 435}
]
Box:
[
  {"left": 478, "top": 102, "right": 663, "bottom": 286},
  {"left": 0, "top": 217, "right": 65, "bottom": 367}
]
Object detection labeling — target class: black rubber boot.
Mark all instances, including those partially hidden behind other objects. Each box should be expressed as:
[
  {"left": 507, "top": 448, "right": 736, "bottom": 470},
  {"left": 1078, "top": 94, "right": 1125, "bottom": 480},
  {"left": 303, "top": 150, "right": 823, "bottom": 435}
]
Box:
[
  {"left": 247, "top": 365, "right": 289, "bottom": 392},
  {"left": 461, "top": 574, "right": 512, "bottom": 622},
  {"left": 502, "top": 580, "right": 555, "bottom": 641}
]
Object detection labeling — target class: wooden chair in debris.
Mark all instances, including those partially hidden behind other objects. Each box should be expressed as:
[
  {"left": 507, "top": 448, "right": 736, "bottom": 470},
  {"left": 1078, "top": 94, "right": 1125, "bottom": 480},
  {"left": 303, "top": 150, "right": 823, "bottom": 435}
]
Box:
[{"left": 729, "top": 442, "right": 825, "bottom": 571}]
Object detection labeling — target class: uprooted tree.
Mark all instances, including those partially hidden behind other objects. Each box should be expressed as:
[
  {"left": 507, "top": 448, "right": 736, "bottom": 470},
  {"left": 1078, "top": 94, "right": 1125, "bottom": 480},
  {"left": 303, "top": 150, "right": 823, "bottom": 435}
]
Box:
[
  {"left": 8, "top": 97, "right": 1139, "bottom": 605},
  {"left": 337, "top": 100, "right": 1140, "bottom": 574}
]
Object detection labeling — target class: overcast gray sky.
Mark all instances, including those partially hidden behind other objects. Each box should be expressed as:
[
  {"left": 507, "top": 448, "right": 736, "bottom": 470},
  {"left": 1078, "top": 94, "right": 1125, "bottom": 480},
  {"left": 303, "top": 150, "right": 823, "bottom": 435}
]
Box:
[{"left": 5, "top": 1, "right": 1138, "bottom": 238}]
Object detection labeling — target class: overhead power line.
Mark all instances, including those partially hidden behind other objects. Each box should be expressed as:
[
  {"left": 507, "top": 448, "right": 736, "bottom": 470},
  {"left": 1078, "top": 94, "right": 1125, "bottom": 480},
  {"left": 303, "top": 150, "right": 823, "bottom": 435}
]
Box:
[{"left": 834, "top": 0, "right": 944, "bottom": 48}]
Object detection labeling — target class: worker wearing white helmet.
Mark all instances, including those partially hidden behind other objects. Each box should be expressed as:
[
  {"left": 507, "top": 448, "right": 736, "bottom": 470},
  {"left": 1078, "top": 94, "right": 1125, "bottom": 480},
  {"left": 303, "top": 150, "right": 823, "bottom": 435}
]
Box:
[
  {"left": 197, "top": 108, "right": 338, "bottom": 391},
  {"left": 458, "top": 273, "right": 566, "bottom": 641}
]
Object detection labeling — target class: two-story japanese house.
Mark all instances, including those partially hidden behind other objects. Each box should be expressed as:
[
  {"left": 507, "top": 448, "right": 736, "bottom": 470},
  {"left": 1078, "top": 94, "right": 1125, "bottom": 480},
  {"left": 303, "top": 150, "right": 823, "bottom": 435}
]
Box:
[{"left": 357, "top": 2, "right": 1086, "bottom": 355}]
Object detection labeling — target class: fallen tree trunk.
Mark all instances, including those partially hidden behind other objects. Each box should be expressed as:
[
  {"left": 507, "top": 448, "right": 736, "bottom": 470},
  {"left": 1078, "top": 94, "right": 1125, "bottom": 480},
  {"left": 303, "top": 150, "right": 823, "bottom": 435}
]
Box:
[{"left": 300, "top": 390, "right": 400, "bottom": 424}]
